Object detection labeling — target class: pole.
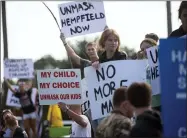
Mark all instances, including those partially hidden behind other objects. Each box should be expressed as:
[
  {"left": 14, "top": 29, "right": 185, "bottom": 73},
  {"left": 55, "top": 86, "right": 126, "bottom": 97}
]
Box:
[
  {"left": 1, "top": 0, "right": 9, "bottom": 113},
  {"left": 166, "top": 1, "right": 172, "bottom": 36}
]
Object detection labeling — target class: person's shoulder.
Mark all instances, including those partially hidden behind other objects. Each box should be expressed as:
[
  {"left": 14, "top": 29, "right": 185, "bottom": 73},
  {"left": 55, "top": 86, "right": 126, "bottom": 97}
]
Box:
[
  {"left": 80, "top": 115, "right": 89, "bottom": 121},
  {"left": 80, "top": 58, "right": 91, "bottom": 66},
  {"left": 169, "top": 26, "right": 184, "bottom": 37},
  {"left": 117, "top": 50, "right": 128, "bottom": 59}
]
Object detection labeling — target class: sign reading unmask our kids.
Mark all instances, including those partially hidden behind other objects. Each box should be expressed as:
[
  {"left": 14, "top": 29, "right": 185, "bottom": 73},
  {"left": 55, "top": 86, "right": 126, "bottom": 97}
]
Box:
[
  {"left": 84, "top": 60, "right": 147, "bottom": 120},
  {"left": 146, "top": 46, "right": 160, "bottom": 95},
  {"left": 58, "top": 1, "right": 106, "bottom": 37},
  {"left": 37, "top": 69, "right": 82, "bottom": 105}
]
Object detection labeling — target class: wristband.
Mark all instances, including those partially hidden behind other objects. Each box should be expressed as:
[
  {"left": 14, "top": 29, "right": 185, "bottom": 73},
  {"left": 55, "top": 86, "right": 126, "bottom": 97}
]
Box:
[
  {"left": 65, "top": 107, "right": 69, "bottom": 113},
  {"left": 63, "top": 43, "right": 68, "bottom": 46}
]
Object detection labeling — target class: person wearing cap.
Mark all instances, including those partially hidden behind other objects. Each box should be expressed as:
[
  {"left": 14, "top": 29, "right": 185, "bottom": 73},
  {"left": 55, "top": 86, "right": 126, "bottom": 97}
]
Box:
[{"left": 169, "top": 1, "right": 187, "bottom": 37}]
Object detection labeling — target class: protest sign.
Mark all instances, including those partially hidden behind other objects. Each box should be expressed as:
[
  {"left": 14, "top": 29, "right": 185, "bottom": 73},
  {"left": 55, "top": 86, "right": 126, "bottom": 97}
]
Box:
[
  {"left": 37, "top": 69, "right": 82, "bottom": 105},
  {"left": 4, "top": 59, "right": 34, "bottom": 79},
  {"left": 146, "top": 46, "right": 160, "bottom": 95},
  {"left": 84, "top": 60, "right": 147, "bottom": 120},
  {"left": 58, "top": 1, "right": 106, "bottom": 37},
  {"left": 81, "top": 78, "right": 90, "bottom": 114},
  {"left": 159, "top": 38, "right": 186, "bottom": 138},
  {"left": 6, "top": 85, "right": 21, "bottom": 107},
  {"left": 6, "top": 86, "right": 37, "bottom": 107}
]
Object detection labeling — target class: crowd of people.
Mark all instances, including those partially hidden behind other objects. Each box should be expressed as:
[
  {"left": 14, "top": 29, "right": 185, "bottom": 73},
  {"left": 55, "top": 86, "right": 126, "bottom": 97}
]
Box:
[{"left": 0, "top": 1, "right": 186, "bottom": 138}]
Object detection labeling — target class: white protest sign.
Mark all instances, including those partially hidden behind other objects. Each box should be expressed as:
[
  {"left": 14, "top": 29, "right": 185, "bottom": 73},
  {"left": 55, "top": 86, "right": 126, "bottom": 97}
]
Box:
[
  {"left": 4, "top": 59, "right": 34, "bottom": 79},
  {"left": 81, "top": 78, "right": 90, "bottom": 114},
  {"left": 84, "top": 60, "right": 147, "bottom": 120},
  {"left": 58, "top": 1, "right": 106, "bottom": 37},
  {"left": 6, "top": 85, "right": 21, "bottom": 107},
  {"left": 37, "top": 69, "right": 82, "bottom": 105},
  {"left": 146, "top": 46, "right": 160, "bottom": 95},
  {"left": 6, "top": 85, "right": 37, "bottom": 107}
]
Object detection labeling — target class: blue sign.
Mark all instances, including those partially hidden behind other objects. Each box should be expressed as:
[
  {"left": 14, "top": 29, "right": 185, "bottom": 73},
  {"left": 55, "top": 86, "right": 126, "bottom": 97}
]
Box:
[{"left": 159, "top": 38, "right": 186, "bottom": 138}]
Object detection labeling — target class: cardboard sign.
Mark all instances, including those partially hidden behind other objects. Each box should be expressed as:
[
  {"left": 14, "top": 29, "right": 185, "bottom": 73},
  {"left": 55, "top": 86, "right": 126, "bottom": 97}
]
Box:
[
  {"left": 84, "top": 60, "right": 147, "bottom": 120},
  {"left": 81, "top": 78, "right": 90, "bottom": 114},
  {"left": 58, "top": 1, "right": 106, "bottom": 37},
  {"left": 6, "top": 85, "right": 37, "bottom": 107},
  {"left": 4, "top": 59, "right": 34, "bottom": 79},
  {"left": 146, "top": 46, "right": 160, "bottom": 95},
  {"left": 37, "top": 69, "right": 82, "bottom": 105},
  {"left": 159, "top": 38, "right": 186, "bottom": 137}
]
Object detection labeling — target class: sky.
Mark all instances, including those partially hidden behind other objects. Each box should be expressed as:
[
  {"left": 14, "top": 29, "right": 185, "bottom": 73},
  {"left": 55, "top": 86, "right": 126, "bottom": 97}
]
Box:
[{"left": 0, "top": 1, "right": 182, "bottom": 80}]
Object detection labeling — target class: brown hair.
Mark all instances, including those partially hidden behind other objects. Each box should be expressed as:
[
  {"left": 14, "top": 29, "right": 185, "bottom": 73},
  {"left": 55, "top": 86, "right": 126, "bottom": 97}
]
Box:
[
  {"left": 127, "top": 82, "right": 152, "bottom": 108},
  {"left": 85, "top": 42, "right": 97, "bottom": 50},
  {"left": 140, "top": 33, "right": 159, "bottom": 48},
  {"left": 179, "top": 1, "right": 187, "bottom": 19},
  {"left": 0, "top": 109, "right": 13, "bottom": 128},
  {"left": 5, "top": 115, "right": 17, "bottom": 127},
  {"left": 113, "top": 87, "right": 128, "bottom": 107},
  {"left": 99, "top": 29, "right": 120, "bottom": 50}
]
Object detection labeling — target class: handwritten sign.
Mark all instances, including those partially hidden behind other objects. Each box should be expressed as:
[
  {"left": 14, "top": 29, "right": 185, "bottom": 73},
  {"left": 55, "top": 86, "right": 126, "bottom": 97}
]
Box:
[
  {"left": 81, "top": 78, "right": 90, "bottom": 114},
  {"left": 4, "top": 59, "right": 34, "bottom": 79},
  {"left": 58, "top": 1, "right": 106, "bottom": 37},
  {"left": 159, "top": 38, "right": 186, "bottom": 138},
  {"left": 37, "top": 69, "right": 82, "bottom": 105},
  {"left": 84, "top": 60, "right": 147, "bottom": 120},
  {"left": 146, "top": 46, "right": 160, "bottom": 95},
  {"left": 6, "top": 85, "right": 21, "bottom": 107},
  {"left": 6, "top": 85, "right": 37, "bottom": 107}
]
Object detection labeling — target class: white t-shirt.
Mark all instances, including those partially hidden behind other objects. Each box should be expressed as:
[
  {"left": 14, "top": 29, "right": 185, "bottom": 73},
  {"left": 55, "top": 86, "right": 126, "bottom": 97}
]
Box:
[{"left": 70, "top": 115, "right": 91, "bottom": 137}]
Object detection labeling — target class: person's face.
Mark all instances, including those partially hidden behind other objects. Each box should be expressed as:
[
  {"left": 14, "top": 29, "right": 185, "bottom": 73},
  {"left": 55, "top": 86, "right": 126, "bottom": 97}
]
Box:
[
  {"left": 140, "top": 42, "right": 152, "bottom": 58},
  {"left": 3, "top": 112, "right": 12, "bottom": 120},
  {"left": 86, "top": 44, "right": 97, "bottom": 59},
  {"left": 181, "top": 9, "right": 187, "bottom": 31},
  {"left": 104, "top": 34, "right": 119, "bottom": 52},
  {"left": 25, "top": 80, "right": 32, "bottom": 90},
  {"left": 18, "top": 81, "right": 26, "bottom": 92}
]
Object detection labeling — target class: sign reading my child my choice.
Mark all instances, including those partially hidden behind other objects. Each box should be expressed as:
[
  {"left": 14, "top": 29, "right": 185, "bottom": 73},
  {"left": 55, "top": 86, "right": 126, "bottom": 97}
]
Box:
[
  {"left": 58, "top": 1, "right": 106, "bottom": 37},
  {"left": 37, "top": 69, "right": 82, "bottom": 105}
]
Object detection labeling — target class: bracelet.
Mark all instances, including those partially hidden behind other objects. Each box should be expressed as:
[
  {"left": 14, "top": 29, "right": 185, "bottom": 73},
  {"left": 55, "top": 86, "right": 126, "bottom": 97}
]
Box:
[
  {"left": 65, "top": 107, "right": 69, "bottom": 113},
  {"left": 64, "top": 43, "right": 68, "bottom": 46}
]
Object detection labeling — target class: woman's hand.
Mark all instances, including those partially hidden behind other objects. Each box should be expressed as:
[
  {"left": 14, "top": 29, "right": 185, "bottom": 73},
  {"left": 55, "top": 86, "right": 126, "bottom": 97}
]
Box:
[
  {"left": 60, "top": 33, "right": 67, "bottom": 46},
  {"left": 92, "top": 61, "right": 100, "bottom": 69}
]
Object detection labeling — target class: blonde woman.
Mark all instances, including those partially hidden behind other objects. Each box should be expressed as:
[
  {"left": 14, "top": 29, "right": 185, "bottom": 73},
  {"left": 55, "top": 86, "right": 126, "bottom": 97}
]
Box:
[
  {"left": 137, "top": 33, "right": 161, "bottom": 112},
  {"left": 92, "top": 29, "right": 127, "bottom": 69}
]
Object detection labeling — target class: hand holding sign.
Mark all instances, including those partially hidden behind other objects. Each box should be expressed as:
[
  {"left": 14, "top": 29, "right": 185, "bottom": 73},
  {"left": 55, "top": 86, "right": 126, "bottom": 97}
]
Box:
[
  {"left": 92, "top": 61, "right": 100, "bottom": 69},
  {"left": 60, "top": 33, "right": 67, "bottom": 46},
  {"left": 58, "top": 102, "right": 69, "bottom": 112}
]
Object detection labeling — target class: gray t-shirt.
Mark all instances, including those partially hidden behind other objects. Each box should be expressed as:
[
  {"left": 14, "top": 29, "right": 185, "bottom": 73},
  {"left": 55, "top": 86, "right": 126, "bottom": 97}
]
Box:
[{"left": 80, "top": 58, "right": 91, "bottom": 78}]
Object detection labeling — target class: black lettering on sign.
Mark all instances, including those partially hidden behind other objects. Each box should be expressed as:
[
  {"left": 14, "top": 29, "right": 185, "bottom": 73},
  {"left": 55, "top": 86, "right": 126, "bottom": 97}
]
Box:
[
  {"left": 59, "top": 2, "right": 94, "bottom": 16},
  {"left": 150, "top": 65, "right": 159, "bottom": 80},
  {"left": 70, "top": 25, "right": 90, "bottom": 35},
  {"left": 81, "top": 100, "right": 90, "bottom": 113},
  {"left": 150, "top": 48, "right": 158, "bottom": 64},
  {"left": 10, "top": 99, "right": 19, "bottom": 104},
  {"left": 61, "top": 13, "right": 105, "bottom": 27},
  {"left": 120, "top": 80, "right": 128, "bottom": 87},
  {"left": 101, "top": 99, "right": 113, "bottom": 115},
  {"left": 94, "top": 81, "right": 116, "bottom": 101},
  {"left": 96, "top": 64, "right": 116, "bottom": 82}
]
